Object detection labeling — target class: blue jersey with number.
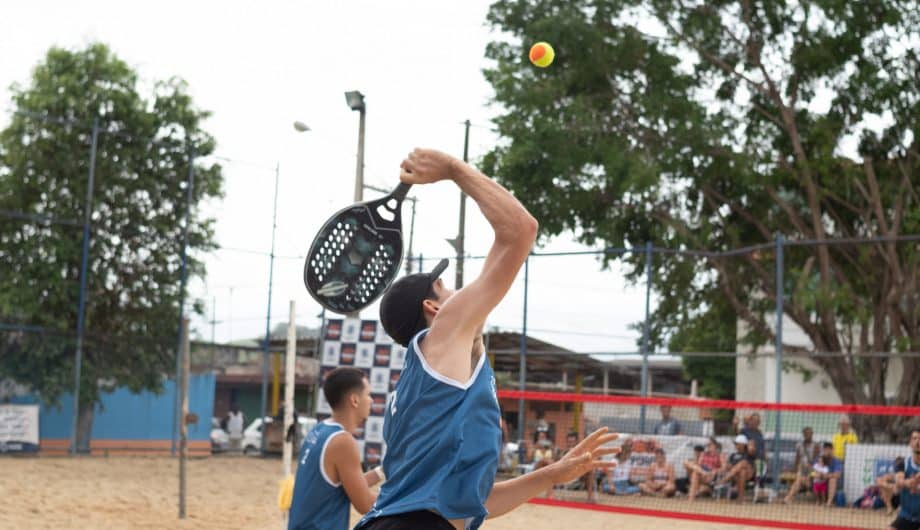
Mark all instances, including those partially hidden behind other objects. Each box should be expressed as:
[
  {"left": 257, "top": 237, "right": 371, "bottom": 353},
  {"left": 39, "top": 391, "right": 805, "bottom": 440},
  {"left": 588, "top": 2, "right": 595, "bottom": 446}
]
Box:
[
  {"left": 288, "top": 420, "right": 350, "bottom": 530},
  {"left": 356, "top": 329, "right": 502, "bottom": 530},
  {"left": 901, "top": 455, "right": 920, "bottom": 522}
]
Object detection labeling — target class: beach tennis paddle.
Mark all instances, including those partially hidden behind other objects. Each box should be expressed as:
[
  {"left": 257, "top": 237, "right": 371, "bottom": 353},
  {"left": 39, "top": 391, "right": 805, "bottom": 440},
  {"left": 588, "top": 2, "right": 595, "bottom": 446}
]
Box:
[{"left": 304, "top": 183, "right": 411, "bottom": 314}]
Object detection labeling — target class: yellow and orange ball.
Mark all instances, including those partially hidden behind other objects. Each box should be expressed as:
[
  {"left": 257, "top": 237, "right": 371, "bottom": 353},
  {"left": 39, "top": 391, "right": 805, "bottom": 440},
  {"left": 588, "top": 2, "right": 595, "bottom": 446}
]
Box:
[{"left": 529, "top": 42, "right": 555, "bottom": 68}]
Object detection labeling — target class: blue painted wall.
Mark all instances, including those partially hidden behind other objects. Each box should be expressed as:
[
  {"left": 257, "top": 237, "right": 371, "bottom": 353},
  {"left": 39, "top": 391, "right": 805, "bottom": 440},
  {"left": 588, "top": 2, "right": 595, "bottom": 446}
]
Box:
[{"left": 33, "top": 374, "right": 215, "bottom": 441}]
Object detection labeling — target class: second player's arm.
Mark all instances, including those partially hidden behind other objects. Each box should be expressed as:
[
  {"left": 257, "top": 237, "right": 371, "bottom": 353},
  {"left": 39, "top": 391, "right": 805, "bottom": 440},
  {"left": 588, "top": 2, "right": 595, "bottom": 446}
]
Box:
[
  {"left": 327, "top": 435, "right": 378, "bottom": 514},
  {"left": 485, "top": 428, "right": 618, "bottom": 519}
]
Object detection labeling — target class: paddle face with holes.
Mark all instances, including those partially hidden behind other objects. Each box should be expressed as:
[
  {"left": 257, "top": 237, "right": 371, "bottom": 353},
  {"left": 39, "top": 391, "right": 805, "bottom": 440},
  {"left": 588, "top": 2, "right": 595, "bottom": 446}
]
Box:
[{"left": 304, "top": 183, "right": 411, "bottom": 314}]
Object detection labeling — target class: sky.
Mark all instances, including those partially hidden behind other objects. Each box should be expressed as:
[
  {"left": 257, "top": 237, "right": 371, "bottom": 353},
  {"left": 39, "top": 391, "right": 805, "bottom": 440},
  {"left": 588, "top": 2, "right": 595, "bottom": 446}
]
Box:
[{"left": 0, "top": 0, "right": 651, "bottom": 354}]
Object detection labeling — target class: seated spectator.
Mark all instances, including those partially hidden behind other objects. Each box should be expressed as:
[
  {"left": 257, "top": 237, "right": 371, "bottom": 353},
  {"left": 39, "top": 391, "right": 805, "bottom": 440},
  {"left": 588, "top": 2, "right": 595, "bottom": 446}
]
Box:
[
  {"left": 687, "top": 437, "right": 725, "bottom": 501},
  {"left": 877, "top": 456, "right": 904, "bottom": 515},
  {"left": 812, "top": 455, "right": 833, "bottom": 504},
  {"left": 678, "top": 445, "right": 705, "bottom": 495},
  {"left": 639, "top": 448, "right": 676, "bottom": 498},
  {"left": 560, "top": 431, "right": 597, "bottom": 502},
  {"left": 653, "top": 405, "right": 682, "bottom": 435},
  {"left": 783, "top": 427, "right": 821, "bottom": 504},
  {"left": 530, "top": 430, "right": 556, "bottom": 468},
  {"left": 716, "top": 434, "right": 755, "bottom": 503},
  {"left": 733, "top": 412, "right": 765, "bottom": 460},
  {"left": 604, "top": 439, "right": 640, "bottom": 496},
  {"left": 528, "top": 430, "right": 557, "bottom": 499}
]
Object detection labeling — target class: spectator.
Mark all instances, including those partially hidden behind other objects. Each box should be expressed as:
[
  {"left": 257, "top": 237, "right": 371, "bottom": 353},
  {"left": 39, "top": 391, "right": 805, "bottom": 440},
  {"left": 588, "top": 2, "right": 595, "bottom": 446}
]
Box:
[
  {"left": 604, "top": 439, "right": 640, "bottom": 496},
  {"left": 736, "top": 412, "right": 765, "bottom": 460},
  {"left": 525, "top": 430, "right": 557, "bottom": 499},
  {"left": 716, "top": 434, "right": 755, "bottom": 503},
  {"left": 815, "top": 442, "right": 843, "bottom": 507},
  {"left": 783, "top": 426, "right": 821, "bottom": 504},
  {"left": 887, "top": 428, "right": 920, "bottom": 530},
  {"left": 687, "top": 438, "right": 725, "bottom": 501},
  {"left": 833, "top": 416, "right": 859, "bottom": 461},
  {"left": 530, "top": 431, "right": 556, "bottom": 468},
  {"left": 561, "top": 431, "right": 597, "bottom": 502},
  {"left": 534, "top": 410, "right": 550, "bottom": 437},
  {"left": 811, "top": 454, "right": 835, "bottom": 506},
  {"left": 654, "top": 405, "right": 682, "bottom": 435},
  {"left": 679, "top": 445, "right": 705, "bottom": 495},
  {"left": 639, "top": 448, "right": 676, "bottom": 498},
  {"left": 226, "top": 403, "right": 244, "bottom": 452},
  {"left": 877, "top": 456, "right": 904, "bottom": 515}
]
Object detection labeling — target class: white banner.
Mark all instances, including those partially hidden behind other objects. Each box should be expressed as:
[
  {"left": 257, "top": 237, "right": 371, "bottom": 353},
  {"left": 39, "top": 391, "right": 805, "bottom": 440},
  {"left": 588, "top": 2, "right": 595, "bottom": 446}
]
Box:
[
  {"left": 0, "top": 404, "right": 39, "bottom": 453},
  {"left": 843, "top": 443, "right": 906, "bottom": 502}
]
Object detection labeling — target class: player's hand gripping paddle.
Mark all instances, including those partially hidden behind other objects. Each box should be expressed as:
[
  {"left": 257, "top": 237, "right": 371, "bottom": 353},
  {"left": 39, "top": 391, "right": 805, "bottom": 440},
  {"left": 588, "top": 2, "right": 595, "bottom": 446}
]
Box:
[{"left": 304, "top": 183, "right": 411, "bottom": 314}]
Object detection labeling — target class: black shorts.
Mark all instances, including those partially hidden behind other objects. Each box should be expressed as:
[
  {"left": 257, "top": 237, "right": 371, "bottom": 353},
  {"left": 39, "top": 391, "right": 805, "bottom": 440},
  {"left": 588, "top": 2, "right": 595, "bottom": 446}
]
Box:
[
  {"left": 362, "top": 510, "right": 456, "bottom": 530},
  {"left": 890, "top": 515, "right": 920, "bottom": 530}
]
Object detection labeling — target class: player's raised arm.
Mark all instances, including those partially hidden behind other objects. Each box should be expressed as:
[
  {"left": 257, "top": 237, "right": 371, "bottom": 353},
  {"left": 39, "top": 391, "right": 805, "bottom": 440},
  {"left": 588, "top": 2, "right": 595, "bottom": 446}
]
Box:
[{"left": 399, "top": 148, "right": 537, "bottom": 382}]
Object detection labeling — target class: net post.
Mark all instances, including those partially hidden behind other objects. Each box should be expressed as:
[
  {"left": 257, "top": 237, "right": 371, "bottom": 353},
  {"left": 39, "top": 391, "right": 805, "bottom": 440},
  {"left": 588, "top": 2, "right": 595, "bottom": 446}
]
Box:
[
  {"left": 772, "top": 233, "right": 785, "bottom": 493},
  {"left": 517, "top": 255, "right": 530, "bottom": 443}
]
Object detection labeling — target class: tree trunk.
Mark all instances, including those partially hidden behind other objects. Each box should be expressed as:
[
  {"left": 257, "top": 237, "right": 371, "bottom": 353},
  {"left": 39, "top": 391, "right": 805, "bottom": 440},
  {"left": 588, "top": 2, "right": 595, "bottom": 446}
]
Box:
[{"left": 75, "top": 401, "right": 94, "bottom": 454}]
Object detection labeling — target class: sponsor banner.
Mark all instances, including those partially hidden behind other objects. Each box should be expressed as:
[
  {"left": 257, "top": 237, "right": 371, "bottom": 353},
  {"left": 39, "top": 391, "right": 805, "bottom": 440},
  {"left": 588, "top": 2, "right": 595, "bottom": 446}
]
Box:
[
  {"left": 0, "top": 404, "right": 39, "bottom": 453},
  {"left": 317, "top": 318, "right": 405, "bottom": 463}
]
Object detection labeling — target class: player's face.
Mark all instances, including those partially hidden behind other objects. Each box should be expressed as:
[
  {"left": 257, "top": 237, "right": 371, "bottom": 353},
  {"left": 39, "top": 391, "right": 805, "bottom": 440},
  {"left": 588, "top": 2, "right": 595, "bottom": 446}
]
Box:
[
  {"left": 357, "top": 378, "right": 373, "bottom": 420},
  {"left": 910, "top": 431, "right": 920, "bottom": 453}
]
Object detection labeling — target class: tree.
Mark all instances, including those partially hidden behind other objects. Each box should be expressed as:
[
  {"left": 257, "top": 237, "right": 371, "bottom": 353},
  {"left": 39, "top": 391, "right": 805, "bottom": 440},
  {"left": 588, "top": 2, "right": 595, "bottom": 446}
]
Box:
[
  {"left": 668, "top": 297, "right": 736, "bottom": 400},
  {"left": 482, "top": 1, "right": 919, "bottom": 440},
  {"left": 0, "top": 43, "right": 222, "bottom": 450}
]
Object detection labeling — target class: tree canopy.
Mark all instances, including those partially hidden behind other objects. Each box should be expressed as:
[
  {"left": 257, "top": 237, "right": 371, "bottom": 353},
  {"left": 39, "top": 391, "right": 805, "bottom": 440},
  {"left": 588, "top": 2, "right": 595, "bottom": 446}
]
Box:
[
  {"left": 483, "top": 0, "right": 918, "bottom": 437},
  {"left": 0, "top": 43, "right": 223, "bottom": 447}
]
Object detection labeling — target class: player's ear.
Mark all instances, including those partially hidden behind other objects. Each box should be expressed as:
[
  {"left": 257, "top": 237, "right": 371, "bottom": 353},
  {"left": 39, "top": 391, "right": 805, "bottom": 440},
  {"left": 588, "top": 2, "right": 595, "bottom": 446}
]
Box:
[{"left": 421, "top": 298, "right": 440, "bottom": 320}]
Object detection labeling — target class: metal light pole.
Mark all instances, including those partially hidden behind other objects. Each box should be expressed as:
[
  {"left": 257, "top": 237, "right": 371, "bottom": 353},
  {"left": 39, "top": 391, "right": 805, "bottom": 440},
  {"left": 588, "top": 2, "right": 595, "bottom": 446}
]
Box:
[
  {"left": 345, "top": 91, "right": 366, "bottom": 203},
  {"left": 345, "top": 91, "right": 365, "bottom": 319},
  {"left": 171, "top": 147, "right": 195, "bottom": 455},
  {"left": 447, "top": 120, "right": 471, "bottom": 289},
  {"left": 259, "top": 162, "right": 281, "bottom": 454},
  {"left": 70, "top": 119, "right": 99, "bottom": 455}
]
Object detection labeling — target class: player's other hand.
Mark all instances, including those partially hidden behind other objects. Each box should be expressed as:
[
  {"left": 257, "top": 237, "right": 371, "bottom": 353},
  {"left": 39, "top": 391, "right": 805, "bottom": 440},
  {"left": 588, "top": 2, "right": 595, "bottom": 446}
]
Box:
[
  {"left": 549, "top": 427, "right": 619, "bottom": 485},
  {"left": 399, "top": 148, "right": 458, "bottom": 185}
]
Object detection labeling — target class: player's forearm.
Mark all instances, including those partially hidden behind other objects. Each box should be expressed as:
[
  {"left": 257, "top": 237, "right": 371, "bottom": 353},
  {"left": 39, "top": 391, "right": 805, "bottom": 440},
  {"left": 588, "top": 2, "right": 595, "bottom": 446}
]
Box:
[
  {"left": 485, "top": 466, "right": 556, "bottom": 519},
  {"left": 450, "top": 161, "right": 537, "bottom": 244}
]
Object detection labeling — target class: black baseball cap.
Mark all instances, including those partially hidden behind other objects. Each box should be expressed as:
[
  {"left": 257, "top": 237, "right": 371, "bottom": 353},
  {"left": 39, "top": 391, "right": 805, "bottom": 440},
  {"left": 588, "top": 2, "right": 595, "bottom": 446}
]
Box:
[{"left": 379, "top": 259, "right": 449, "bottom": 347}]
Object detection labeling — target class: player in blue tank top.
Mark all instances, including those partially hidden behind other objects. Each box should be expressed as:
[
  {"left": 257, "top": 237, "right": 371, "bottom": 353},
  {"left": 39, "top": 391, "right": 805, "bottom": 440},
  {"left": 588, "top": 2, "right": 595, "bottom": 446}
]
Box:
[
  {"left": 356, "top": 148, "right": 618, "bottom": 530},
  {"left": 890, "top": 429, "right": 920, "bottom": 530},
  {"left": 288, "top": 368, "right": 386, "bottom": 530}
]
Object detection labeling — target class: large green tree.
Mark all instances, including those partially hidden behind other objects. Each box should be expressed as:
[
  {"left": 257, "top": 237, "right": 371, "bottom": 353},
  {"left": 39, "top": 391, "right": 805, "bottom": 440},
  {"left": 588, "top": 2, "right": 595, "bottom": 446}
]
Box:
[
  {"left": 483, "top": 1, "right": 919, "bottom": 440},
  {"left": 0, "top": 43, "right": 222, "bottom": 449}
]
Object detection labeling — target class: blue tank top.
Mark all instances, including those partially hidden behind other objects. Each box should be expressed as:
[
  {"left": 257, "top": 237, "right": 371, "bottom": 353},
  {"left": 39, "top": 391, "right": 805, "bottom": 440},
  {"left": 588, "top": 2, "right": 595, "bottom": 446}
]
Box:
[
  {"left": 288, "top": 420, "right": 351, "bottom": 530},
  {"left": 357, "top": 329, "right": 502, "bottom": 530},
  {"left": 900, "top": 455, "right": 920, "bottom": 522}
]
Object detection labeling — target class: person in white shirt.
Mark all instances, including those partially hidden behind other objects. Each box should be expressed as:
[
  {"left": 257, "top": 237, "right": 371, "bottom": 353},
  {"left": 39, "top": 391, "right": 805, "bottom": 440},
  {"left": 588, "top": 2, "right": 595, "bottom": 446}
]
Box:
[{"left": 226, "top": 404, "right": 244, "bottom": 452}]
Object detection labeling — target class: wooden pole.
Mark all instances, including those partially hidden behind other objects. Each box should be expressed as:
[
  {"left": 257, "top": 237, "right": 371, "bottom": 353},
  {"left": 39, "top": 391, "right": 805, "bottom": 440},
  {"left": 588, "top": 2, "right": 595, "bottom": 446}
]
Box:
[{"left": 283, "top": 301, "right": 297, "bottom": 475}]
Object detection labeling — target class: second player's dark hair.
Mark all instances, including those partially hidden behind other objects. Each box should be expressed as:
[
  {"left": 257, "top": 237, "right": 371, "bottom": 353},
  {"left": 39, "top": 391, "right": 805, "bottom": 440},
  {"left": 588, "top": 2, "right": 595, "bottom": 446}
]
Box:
[{"left": 323, "top": 367, "right": 366, "bottom": 409}]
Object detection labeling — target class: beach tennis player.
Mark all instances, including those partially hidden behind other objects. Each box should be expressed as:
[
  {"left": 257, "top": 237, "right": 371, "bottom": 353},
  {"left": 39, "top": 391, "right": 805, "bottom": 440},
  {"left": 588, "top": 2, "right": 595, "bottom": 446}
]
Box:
[
  {"left": 288, "top": 368, "right": 385, "bottom": 529},
  {"left": 356, "top": 148, "right": 618, "bottom": 530}
]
